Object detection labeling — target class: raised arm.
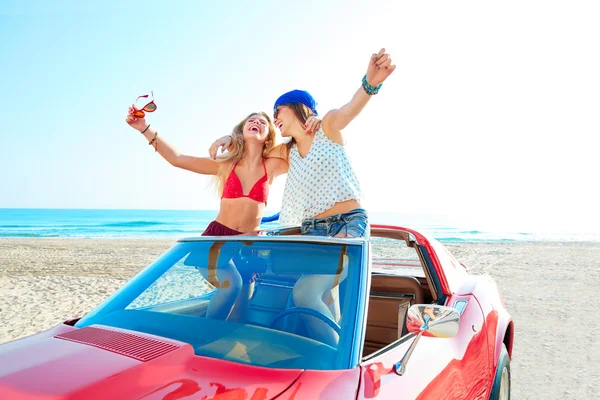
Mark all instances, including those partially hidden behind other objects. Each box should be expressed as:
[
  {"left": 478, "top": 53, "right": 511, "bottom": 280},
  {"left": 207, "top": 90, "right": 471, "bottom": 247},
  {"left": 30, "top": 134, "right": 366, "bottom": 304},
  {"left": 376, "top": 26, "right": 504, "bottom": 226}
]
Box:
[
  {"left": 126, "top": 107, "right": 220, "bottom": 176},
  {"left": 322, "top": 48, "right": 396, "bottom": 144}
]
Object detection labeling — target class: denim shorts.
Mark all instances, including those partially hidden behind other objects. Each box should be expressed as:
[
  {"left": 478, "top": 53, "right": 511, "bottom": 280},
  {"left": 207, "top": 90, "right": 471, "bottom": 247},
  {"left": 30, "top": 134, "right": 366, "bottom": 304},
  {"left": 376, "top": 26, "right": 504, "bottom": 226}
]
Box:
[{"left": 300, "top": 208, "right": 369, "bottom": 238}]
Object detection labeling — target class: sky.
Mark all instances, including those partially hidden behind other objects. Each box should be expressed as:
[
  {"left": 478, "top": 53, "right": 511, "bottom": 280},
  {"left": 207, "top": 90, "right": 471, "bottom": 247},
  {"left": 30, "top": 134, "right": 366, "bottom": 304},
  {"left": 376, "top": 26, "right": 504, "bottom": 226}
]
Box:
[{"left": 1, "top": 0, "right": 599, "bottom": 234}]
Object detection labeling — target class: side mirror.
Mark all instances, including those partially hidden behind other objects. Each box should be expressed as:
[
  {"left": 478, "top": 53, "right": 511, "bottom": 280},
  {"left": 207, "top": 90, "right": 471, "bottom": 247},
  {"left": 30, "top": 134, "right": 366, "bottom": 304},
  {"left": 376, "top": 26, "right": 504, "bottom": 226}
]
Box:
[
  {"left": 394, "top": 305, "right": 460, "bottom": 375},
  {"left": 406, "top": 305, "right": 460, "bottom": 338}
]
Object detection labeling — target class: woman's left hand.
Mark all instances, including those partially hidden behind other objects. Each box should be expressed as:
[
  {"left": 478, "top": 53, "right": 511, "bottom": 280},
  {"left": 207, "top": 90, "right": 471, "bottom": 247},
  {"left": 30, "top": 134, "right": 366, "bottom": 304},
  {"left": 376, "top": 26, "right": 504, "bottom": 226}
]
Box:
[{"left": 366, "top": 48, "right": 396, "bottom": 87}]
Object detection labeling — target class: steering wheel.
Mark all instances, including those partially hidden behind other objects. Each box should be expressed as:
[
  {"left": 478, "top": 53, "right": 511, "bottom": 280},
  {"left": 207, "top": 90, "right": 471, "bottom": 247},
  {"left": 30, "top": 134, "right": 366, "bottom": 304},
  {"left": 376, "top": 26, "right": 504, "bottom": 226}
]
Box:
[{"left": 268, "top": 307, "right": 341, "bottom": 335}]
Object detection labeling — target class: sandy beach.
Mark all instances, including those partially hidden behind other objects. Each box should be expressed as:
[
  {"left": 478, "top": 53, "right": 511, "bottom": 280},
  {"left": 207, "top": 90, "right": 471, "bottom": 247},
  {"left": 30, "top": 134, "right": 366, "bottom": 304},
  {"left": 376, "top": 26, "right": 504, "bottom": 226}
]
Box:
[{"left": 0, "top": 238, "right": 598, "bottom": 399}]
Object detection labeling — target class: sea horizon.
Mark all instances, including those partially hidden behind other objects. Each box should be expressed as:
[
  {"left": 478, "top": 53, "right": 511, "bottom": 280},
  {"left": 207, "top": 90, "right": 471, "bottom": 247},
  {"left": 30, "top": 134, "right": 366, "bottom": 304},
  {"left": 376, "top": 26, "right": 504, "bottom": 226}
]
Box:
[{"left": 0, "top": 208, "right": 597, "bottom": 243}]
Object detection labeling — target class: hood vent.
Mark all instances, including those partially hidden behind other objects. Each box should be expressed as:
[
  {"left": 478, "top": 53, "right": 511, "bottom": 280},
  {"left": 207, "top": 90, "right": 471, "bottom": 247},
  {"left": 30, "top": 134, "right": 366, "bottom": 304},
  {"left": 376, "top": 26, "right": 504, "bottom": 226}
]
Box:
[{"left": 55, "top": 326, "right": 181, "bottom": 362}]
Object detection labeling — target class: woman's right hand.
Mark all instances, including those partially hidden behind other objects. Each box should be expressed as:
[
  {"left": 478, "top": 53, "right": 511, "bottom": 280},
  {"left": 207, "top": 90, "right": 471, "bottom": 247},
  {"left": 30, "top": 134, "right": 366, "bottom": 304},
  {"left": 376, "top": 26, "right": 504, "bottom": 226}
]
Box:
[
  {"left": 208, "top": 135, "right": 233, "bottom": 159},
  {"left": 125, "top": 106, "right": 149, "bottom": 132}
]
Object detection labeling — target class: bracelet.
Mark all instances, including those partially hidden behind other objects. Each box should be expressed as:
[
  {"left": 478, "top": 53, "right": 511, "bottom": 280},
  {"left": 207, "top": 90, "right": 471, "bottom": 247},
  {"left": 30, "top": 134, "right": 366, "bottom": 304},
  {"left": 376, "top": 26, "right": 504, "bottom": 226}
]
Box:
[
  {"left": 141, "top": 124, "right": 151, "bottom": 134},
  {"left": 148, "top": 132, "right": 159, "bottom": 152},
  {"left": 362, "top": 75, "right": 382, "bottom": 95},
  {"left": 149, "top": 132, "right": 158, "bottom": 147}
]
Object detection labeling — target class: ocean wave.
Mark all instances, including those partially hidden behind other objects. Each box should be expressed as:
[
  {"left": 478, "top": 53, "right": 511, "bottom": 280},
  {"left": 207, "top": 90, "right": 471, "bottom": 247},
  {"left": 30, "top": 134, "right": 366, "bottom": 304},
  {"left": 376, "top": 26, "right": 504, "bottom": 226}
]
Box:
[
  {"left": 0, "top": 232, "right": 61, "bottom": 238},
  {"left": 101, "top": 221, "right": 169, "bottom": 228}
]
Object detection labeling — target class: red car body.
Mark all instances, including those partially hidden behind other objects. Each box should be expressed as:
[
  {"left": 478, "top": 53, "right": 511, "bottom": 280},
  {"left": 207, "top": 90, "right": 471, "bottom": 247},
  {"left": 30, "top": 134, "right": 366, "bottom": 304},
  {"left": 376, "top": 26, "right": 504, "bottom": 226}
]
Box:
[{"left": 0, "top": 225, "right": 513, "bottom": 399}]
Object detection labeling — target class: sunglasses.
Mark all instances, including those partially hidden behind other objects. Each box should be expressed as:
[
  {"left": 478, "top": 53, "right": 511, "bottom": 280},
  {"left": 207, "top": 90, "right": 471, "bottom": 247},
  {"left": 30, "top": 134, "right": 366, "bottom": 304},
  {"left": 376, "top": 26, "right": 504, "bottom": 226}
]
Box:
[{"left": 132, "top": 91, "right": 157, "bottom": 118}]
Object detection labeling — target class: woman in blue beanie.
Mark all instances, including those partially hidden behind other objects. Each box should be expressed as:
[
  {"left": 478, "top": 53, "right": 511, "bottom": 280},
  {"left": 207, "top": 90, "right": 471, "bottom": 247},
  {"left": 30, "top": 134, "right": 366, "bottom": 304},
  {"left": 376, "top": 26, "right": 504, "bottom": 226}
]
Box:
[
  {"left": 211, "top": 48, "right": 395, "bottom": 238},
  {"left": 209, "top": 49, "right": 395, "bottom": 342}
]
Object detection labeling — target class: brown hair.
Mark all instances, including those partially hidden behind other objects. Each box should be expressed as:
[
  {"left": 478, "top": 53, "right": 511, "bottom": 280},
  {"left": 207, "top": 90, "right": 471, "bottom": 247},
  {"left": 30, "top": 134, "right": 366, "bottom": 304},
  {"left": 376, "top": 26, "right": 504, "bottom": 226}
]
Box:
[{"left": 280, "top": 103, "right": 316, "bottom": 151}]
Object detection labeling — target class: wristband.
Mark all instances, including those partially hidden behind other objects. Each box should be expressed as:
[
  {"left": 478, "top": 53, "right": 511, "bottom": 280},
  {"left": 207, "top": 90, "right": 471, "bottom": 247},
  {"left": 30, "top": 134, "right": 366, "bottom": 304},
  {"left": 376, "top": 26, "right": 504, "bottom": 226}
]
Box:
[{"left": 362, "top": 75, "right": 382, "bottom": 95}]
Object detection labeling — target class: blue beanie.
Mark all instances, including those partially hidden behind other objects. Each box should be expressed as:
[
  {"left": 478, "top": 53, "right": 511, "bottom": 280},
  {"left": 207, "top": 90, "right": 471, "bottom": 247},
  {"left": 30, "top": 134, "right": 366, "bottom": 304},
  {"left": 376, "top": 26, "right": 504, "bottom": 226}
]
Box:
[{"left": 273, "top": 90, "right": 318, "bottom": 116}]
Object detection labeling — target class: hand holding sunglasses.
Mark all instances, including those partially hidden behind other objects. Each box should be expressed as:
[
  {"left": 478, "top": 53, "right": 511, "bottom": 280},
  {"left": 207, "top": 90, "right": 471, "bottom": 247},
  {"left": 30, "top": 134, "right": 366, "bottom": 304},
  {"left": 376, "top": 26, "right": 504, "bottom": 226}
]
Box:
[
  {"left": 126, "top": 91, "right": 157, "bottom": 132},
  {"left": 132, "top": 91, "right": 157, "bottom": 118}
]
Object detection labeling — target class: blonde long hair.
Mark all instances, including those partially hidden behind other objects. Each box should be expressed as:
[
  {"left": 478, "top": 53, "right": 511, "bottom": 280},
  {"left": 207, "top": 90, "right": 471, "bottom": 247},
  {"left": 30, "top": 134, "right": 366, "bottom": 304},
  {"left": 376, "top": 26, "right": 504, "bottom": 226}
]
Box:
[{"left": 214, "top": 112, "right": 278, "bottom": 196}]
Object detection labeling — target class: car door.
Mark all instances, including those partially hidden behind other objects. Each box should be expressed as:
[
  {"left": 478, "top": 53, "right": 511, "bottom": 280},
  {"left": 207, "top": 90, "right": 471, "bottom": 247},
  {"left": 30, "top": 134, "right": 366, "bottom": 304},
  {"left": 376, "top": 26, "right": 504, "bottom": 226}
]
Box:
[{"left": 356, "top": 294, "right": 488, "bottom": 400}]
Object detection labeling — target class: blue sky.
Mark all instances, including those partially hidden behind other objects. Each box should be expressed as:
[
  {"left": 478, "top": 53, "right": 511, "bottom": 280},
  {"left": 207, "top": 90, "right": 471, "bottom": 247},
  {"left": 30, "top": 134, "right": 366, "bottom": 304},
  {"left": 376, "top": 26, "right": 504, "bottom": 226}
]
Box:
[{"left": 1, "top": 0, "right": 599, "bottom": 234}]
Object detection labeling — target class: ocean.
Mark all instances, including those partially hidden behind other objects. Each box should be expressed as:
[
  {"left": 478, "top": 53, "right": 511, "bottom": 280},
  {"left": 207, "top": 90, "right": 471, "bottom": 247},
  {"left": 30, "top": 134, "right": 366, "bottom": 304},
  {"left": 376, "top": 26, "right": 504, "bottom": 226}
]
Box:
[{"left": 0, "top": 208, "right": 596, "bottom": 242}]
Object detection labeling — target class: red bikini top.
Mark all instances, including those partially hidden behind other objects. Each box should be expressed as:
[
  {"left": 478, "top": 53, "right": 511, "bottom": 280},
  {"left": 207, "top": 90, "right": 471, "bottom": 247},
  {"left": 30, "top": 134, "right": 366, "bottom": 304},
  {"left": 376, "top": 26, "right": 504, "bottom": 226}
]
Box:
[{"left": 221, "top": 161, "right": 269, "bottom": 204}]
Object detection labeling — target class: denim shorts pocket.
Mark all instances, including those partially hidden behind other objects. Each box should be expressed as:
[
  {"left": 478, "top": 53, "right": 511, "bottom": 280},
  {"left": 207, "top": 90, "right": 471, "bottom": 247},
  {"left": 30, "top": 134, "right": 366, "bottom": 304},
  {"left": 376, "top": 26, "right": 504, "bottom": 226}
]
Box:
[
  {"left": 330, "top": 211, "right": 368, "bottom": 237},
  {"left": 345, "top": 217, "right": 368, "bottom": 237}
]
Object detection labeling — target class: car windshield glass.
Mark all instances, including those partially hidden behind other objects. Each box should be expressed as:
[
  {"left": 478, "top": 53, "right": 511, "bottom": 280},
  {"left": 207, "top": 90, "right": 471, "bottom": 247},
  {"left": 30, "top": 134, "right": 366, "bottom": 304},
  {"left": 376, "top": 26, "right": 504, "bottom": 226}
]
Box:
[{"left": 76, "top": 239, "right": 364, "bottom": 370}]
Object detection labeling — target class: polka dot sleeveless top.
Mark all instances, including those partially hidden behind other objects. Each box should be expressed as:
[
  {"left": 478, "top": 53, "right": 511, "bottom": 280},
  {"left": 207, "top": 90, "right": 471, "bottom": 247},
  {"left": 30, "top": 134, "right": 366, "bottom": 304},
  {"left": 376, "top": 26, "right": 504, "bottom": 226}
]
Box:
[{"left": 280, "top": 128, "right": 362, "bottom": 226}]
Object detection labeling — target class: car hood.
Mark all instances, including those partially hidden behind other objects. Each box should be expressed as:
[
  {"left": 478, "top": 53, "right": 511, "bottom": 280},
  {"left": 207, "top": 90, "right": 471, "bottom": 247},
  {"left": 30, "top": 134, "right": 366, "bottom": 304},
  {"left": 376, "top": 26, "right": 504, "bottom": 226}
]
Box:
[{"left": 0, "top": 324, "right": 303, "bottom": 400}]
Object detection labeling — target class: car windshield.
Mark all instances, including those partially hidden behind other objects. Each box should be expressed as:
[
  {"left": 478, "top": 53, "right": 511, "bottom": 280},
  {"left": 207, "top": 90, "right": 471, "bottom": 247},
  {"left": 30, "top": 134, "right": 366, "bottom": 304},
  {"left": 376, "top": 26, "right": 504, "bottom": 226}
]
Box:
[{"left": 76, "top": 238, "right": 365, "bottom": 370}]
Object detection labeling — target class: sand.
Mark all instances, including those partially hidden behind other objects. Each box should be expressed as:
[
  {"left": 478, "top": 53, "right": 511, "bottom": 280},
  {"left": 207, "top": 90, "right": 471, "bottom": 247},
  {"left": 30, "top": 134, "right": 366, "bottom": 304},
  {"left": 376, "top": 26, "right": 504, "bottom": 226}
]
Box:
[{"left": 1, "top": 238, "right": 598, "bottom": 399}]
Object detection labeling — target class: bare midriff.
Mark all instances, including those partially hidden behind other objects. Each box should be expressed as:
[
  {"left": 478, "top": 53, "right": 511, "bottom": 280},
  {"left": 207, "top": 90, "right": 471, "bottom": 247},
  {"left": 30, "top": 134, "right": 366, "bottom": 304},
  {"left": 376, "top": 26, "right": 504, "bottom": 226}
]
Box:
[
  {"left": 215, "top": 198, "right": 266, "bottom": 233},
  {"left": 312, "top": 199, "right": 362, "bottom": 219}
]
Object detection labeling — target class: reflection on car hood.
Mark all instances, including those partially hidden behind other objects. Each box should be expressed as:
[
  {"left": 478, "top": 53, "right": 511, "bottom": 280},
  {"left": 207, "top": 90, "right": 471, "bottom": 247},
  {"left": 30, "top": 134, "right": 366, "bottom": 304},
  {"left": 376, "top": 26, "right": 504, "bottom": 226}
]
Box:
[{"left": 0, "top": 324, "right": 303, "bottom": 400}]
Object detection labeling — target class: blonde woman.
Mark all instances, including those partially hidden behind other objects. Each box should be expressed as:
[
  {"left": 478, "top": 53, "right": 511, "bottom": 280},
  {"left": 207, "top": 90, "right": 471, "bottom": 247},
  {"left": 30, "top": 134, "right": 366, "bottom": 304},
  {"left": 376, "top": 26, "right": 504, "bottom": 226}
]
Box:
[
  {"left": 126, "top": 109, "right": 288, "bottom": 235},
  {"left": 125, "top": 109, "right": 288, "bottom": 319}
]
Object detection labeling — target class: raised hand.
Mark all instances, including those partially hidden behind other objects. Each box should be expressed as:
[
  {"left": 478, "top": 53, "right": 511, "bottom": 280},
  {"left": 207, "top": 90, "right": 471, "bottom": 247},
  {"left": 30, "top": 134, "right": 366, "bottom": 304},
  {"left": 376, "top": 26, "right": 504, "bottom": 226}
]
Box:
[
  {"left": 125, "top": 105, "right": 149, "bottom": 132},
  {"left": 366, "top": 48, "right": 396, "bottom": 87}
]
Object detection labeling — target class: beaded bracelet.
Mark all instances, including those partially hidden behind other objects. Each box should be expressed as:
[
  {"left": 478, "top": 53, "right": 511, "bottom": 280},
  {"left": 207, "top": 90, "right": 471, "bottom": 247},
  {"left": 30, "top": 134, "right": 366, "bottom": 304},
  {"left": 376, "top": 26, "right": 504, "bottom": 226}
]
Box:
[
  {"left": 149, "top": 132, "right": 158, "bottom": 152},
  {"left": 362, "top": 75, "right": 382, "bottom": 95}
]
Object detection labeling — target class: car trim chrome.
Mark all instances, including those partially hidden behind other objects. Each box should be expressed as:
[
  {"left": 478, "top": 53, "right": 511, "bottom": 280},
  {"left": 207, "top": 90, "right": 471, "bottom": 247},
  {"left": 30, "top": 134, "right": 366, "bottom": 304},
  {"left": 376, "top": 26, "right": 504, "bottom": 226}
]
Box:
[{"left": 361, "top": 333, "right": 417, "bottom": 362}]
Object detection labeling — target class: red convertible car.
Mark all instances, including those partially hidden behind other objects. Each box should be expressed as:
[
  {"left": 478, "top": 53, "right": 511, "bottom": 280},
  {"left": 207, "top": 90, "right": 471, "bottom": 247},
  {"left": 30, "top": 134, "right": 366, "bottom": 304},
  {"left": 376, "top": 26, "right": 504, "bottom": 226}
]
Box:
[{"left": 0, "top": 225, "right": 513, "bottom": 399}]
